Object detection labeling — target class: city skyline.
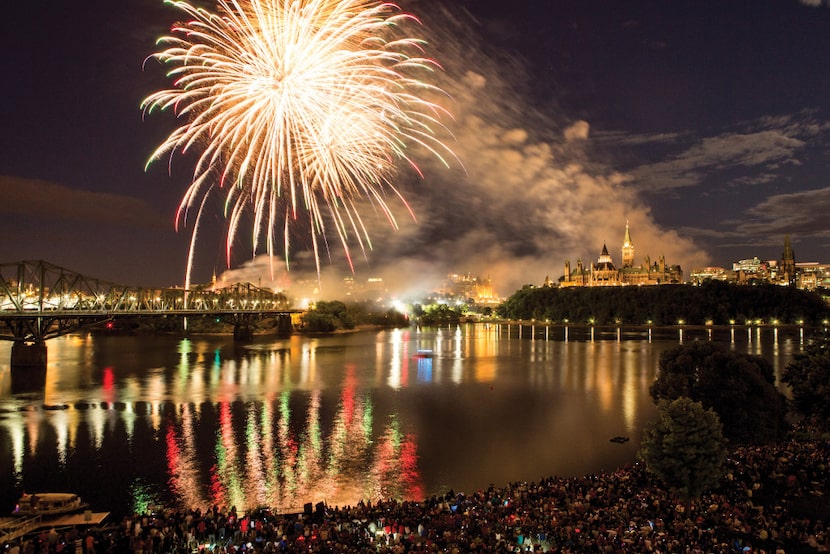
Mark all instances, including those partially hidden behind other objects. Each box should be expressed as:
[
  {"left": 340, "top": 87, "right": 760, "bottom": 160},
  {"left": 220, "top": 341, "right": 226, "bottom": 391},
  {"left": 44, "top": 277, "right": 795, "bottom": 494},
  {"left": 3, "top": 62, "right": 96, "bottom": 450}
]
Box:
[{"left": 1, "top": 1, "right": 829, "bottom": 297}]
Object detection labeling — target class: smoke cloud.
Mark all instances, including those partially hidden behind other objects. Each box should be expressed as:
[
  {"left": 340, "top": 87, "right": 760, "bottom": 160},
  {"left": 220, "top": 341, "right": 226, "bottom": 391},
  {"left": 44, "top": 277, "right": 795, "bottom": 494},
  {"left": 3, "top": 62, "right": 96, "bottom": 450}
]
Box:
[{"left": 217, "top": 4, "right": 709, "bottom": 301}]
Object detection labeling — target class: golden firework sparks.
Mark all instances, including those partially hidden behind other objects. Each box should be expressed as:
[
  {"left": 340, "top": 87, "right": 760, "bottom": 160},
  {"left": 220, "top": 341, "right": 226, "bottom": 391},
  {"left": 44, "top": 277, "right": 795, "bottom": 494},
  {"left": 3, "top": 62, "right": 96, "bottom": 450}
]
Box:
[{"left": 143, "top": 0, "right": 455, "bottom": 285}]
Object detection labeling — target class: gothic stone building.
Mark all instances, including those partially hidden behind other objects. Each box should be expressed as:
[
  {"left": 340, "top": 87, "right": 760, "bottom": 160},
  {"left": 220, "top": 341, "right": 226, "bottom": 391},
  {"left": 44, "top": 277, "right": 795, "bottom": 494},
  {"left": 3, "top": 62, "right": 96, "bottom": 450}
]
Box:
[{"left": 556, "top": 223, "right": 683, "bottom": 287}]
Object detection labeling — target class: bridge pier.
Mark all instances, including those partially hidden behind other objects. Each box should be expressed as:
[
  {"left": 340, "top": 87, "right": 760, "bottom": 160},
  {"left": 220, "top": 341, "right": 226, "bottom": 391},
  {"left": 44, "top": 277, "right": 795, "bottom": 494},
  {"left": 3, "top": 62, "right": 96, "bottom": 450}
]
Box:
[
  {"left": 275, "top": 314, "right": 293, "bottom": 336},
  {"left": 11, "top": 341, "right": 47, "bottom": 369},
  {"left": 233, "top": 323, "right": 254, "bottom": 342},
  {"left": 10, "top": 342, "right": 47, "bottom": 393}
]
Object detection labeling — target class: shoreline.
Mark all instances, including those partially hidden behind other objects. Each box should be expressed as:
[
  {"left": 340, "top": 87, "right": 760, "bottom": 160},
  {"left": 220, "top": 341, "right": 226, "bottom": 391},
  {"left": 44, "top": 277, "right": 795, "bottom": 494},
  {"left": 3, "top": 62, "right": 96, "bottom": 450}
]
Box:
[{"left": 90, "top": 320, "right": 823, "bottom": 339}]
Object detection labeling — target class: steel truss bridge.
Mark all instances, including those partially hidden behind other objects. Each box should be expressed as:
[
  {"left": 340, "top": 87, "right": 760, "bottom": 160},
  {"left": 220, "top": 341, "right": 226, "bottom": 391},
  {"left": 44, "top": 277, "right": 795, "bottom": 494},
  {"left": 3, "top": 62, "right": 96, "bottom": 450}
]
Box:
[{"left": 0, "top": 260, "right": 299, "bottom": 367}]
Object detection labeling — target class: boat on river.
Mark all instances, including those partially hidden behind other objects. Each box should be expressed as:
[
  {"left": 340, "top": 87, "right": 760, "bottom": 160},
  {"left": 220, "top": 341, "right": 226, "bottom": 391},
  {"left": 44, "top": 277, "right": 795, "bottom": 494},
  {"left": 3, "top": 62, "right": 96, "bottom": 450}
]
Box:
[{"left": 13, "top": 493, "right": 89, "bottom": 517}]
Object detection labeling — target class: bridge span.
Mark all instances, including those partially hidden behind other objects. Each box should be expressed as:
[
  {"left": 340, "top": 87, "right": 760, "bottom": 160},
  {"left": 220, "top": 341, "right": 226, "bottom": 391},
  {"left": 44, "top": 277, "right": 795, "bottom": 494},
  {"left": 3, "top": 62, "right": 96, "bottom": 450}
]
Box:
[{"left": 0, "top": 260, "right": 302, "bottom": 369}]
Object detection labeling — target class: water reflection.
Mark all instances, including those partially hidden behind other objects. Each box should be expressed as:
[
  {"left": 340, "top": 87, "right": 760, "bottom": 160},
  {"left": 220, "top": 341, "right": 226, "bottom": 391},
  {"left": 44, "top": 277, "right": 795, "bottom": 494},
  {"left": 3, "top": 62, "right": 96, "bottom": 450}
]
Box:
[{"left": 0, "top": 324, "right": 809, "bottom": 516}]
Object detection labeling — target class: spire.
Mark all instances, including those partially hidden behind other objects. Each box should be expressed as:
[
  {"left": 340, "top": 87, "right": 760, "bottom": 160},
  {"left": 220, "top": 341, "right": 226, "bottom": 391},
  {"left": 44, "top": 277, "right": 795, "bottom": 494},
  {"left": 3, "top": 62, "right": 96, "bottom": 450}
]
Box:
[
  {"left": 597, "top": 242, "right": 614, "bottom": 266},
  {"left": 782, "top": 235, "right": 795, "bottom": 262},
  {"left": 782, "top": 235, "right": 796, "bottom": 286},
  {"left": 621, "top": 220, "right": 635, "bottom": 268}
]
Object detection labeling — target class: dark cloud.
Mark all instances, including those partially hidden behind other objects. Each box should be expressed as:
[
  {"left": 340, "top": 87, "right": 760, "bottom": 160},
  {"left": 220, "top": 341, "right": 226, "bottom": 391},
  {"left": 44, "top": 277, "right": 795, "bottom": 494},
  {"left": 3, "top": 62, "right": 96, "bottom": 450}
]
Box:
[
  {"left": 627, "top": 128, "right": 807, "bottom": 193},
  {"left": 0, "top": 176, "right": 169, "bottom": 230},
  {"left": 736, "top": 188, "right": 830, "bottom": 237}
]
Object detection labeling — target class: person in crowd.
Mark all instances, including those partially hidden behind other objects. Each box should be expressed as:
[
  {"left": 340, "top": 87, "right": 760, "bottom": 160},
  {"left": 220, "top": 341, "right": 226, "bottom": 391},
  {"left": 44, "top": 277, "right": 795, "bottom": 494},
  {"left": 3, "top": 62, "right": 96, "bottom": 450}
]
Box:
[{"left": 8, "top": 428, "right": 828, "bottom": 553}]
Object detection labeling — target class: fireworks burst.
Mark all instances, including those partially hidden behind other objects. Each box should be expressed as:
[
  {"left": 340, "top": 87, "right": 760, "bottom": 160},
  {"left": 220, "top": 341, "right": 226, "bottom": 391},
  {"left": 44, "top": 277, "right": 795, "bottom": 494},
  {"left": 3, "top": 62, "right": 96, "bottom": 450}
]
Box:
[{"left": 142, "top": 0, "right": 455, "bottom": 286}]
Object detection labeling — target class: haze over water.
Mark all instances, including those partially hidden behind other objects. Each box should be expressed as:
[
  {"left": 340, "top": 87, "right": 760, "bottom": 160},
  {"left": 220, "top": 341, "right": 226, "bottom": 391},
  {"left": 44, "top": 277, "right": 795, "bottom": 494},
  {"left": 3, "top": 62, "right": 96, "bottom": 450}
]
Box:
[{"left": 0, "top": 324, "right": 809, "bottom": 517}]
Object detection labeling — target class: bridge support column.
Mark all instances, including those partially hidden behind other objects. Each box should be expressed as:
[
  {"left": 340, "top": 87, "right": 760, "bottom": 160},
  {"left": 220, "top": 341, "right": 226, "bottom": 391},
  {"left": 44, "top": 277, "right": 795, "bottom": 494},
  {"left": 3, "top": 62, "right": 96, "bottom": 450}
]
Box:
[
  {"left": 10, "top": 342, "right": 48, "bottom": 393},
  {"left": 11, "top": 341, "right": 47, "bottom": 369},
  {"left": 275, "top": 314, "right": 293, "bottom": 336},
  {"left": 233, "top": 323, "right": 253, "bottom": 342}
]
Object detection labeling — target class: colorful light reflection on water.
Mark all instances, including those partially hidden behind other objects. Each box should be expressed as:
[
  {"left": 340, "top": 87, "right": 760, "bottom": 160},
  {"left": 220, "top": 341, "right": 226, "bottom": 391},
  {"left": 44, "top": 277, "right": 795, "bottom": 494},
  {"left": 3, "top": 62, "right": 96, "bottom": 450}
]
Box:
[
  {"left": 156, "top": 372, "right": 422, "bottom": 515},
  {"left": 0, "top": 324, "right": 810, "bottom": 516}
]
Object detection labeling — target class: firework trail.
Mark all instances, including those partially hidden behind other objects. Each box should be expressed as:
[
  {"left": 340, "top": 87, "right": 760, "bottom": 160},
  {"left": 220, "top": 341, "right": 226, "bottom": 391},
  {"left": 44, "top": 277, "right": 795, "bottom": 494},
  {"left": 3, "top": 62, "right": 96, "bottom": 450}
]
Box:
[{"left": 142, "top": 0, "right": 455, "bottom": 286}]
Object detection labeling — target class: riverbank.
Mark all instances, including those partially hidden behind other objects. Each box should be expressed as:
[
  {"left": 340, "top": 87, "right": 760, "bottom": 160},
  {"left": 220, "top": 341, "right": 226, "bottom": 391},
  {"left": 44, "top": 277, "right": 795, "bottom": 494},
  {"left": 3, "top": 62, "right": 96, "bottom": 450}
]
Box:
[{"left": 9, "top": 428, "right": 829, "bottom": 553}]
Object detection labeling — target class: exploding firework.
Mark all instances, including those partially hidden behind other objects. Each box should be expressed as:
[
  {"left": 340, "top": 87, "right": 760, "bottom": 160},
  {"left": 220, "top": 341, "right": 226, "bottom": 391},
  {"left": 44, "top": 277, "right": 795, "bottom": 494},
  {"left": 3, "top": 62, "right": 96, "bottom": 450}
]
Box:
[{"left": 142, "top": 0, "right": 455, "bottom": 285}]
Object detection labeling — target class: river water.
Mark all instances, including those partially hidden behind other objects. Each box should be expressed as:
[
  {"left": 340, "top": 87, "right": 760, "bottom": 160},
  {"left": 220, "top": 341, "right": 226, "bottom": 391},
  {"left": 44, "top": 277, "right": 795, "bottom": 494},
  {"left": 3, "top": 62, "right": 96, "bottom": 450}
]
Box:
[{"left": 0, "top": 324, "right": 809, "bottom": 517}]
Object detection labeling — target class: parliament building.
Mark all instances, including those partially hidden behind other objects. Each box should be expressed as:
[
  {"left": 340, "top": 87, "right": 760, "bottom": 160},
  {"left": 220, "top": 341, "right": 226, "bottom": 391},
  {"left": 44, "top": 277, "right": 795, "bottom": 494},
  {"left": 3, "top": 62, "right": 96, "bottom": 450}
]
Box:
[{"left": 552, "top": 223, "right": 683, "bottom": 287}]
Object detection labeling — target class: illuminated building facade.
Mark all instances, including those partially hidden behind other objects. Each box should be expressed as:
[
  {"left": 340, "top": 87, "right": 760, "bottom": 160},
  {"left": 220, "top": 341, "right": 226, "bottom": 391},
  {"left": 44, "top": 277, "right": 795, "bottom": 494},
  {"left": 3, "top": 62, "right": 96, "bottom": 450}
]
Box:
[
  {"left": 558, "top": 223, "right": 683, "bottom": 287},
  {"left": 689, "top": 267, "right": 730, "bottom": 284},
  {"left": 690, "top": 236, "right": 830, "bottom": 290},
  {"left": 795, "top": 262, "right": 830, "bottom": 290},
  {"left": 440, "top": 273, "right": 500, "bottom": 305}
]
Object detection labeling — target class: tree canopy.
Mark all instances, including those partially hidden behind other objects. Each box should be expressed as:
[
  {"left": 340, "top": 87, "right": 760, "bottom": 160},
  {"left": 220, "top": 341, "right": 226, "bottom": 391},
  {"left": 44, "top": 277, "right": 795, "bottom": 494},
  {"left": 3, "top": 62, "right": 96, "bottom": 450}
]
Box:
[
  {"left": 496, "top": 281, "right": 829, "bottom": 325},
  {"left": 650, "top": 342, "right": 787, "bottom": 445},
  {"left": 412, "top": 304, "right": 465, "bottom": 326},
  {"left": 302, "top": 300, "right": 410, "bottom": 332},
  {"left": 639, "top": 397, "right": 727, "bottom": 502},
  {"left": 303, "top": 301, "right": 349, "bottom": 332},
  {"left": 782, "top": 331, "right": 830, "bottom": 430}
]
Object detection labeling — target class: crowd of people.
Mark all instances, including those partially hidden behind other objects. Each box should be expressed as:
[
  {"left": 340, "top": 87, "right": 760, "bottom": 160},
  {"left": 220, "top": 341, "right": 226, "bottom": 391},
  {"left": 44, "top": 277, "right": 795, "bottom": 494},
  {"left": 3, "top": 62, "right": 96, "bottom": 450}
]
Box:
[{"left": 6, "top": 432, "right": 830, "bottom": 554}]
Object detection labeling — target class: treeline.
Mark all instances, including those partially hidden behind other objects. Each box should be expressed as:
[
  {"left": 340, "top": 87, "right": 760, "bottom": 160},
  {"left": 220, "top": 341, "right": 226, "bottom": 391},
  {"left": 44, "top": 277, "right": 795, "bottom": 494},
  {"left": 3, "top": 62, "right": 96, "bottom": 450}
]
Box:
[
  {"left": 301, "top": 300, "right": 409, "bottom": 332},
  {"left": 94, "top": 314, "right": 285, "bottom": 335},
  {"left": 496, "top": 281, "right": 830, "bottom": 325},
  {"left": 411, "top": 304, "right": 465, "bottom": 326}
]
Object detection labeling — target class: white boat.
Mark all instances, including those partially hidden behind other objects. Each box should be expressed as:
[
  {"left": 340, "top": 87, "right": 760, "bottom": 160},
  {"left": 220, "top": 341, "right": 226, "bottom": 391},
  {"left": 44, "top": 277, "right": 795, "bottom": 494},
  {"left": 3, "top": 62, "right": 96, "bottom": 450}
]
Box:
[{"left": 13, "top": 493, "right": 89, "bottom": 517}]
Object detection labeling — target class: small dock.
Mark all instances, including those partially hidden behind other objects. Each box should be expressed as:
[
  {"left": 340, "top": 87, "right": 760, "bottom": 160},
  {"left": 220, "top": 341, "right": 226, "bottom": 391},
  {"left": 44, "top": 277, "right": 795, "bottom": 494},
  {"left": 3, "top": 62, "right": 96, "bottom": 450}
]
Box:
[
  {"left": 44, "top": 511, "right": 110, "bottom": 527},
  {"left": 1, "top": 516, "right": 42, "bottom": 544},
  {"left": 0, "top": 512, "right": 109, "bottom": 544}
]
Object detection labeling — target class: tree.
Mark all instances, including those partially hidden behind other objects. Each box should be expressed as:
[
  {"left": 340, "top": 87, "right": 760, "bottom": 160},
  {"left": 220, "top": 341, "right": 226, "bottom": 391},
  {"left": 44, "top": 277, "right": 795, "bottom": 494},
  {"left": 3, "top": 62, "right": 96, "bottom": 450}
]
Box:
[
  {"left": 302, "top": 301, "right": 354, "bottom": 332},
  {"left": 650, "top": 342, "right": 787, "bottom": 444},
  {"left": 639, "top": 397, "right": 727, "bottom": 502},
  {"left": 302, "top": 310, "right": 337, "bottom": 332},
  {"left": 417, "top": 304, "right": 463, "bottom": 326},
  {"left": 782, "top": 331, "right": 830, "bottom": 430}
]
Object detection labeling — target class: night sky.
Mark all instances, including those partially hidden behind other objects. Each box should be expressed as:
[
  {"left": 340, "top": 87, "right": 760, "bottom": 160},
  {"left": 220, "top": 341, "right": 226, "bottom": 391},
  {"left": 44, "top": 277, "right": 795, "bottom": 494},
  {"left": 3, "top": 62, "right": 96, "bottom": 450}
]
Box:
[{"left": 2, "top": 0, "right": 829, "bottom": 298}]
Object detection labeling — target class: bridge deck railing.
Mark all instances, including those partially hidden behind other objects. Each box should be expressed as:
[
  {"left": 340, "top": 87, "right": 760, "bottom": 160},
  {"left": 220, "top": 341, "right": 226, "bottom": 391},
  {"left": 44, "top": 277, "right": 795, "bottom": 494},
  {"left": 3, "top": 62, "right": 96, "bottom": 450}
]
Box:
[{"left": 1, "top": 260, "right": 291, "bottom": 316}]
